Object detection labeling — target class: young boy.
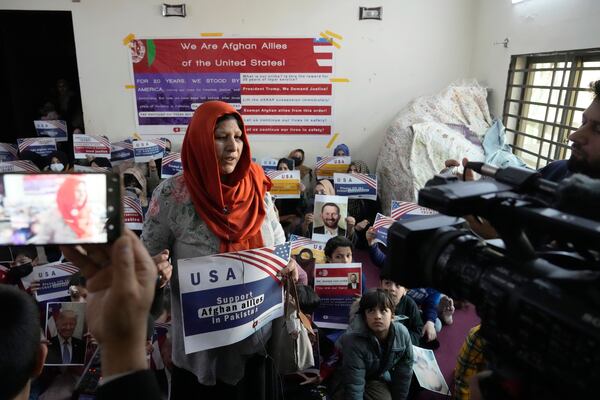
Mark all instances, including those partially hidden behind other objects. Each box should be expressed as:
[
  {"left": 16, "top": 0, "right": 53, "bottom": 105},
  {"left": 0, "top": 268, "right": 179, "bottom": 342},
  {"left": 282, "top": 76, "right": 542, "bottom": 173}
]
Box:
[
  {"left": 333, "top": 289, "right": 413, "bottom": 400},
  {"left": 380, "top": 268, "right": 424, "bottom": 346}
]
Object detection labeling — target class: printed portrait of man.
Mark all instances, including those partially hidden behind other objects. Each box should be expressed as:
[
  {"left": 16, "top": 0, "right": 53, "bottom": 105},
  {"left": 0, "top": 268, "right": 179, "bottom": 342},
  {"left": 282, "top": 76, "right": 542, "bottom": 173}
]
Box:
[{"left": 45, "top": 307, "right": 86, "bottom": 365}]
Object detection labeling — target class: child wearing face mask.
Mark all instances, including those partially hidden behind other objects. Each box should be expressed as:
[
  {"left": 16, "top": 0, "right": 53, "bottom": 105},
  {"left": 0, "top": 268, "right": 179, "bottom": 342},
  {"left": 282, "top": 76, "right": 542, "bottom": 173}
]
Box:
[{"left": 46, "top": 151, "right": 72, "bottom": 172}]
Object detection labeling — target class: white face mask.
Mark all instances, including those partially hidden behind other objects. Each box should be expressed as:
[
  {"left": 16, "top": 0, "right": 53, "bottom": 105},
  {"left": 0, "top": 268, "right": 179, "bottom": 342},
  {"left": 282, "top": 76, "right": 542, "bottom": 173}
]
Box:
[{"left": 50, "top": 163, "right": 65, "bottom": 172}]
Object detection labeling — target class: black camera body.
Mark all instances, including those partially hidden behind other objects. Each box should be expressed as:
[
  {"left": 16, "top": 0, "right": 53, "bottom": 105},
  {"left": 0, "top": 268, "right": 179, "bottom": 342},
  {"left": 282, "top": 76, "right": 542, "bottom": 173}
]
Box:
[{"left": 386, "top": 165, "right": 600, "bottom": 398}]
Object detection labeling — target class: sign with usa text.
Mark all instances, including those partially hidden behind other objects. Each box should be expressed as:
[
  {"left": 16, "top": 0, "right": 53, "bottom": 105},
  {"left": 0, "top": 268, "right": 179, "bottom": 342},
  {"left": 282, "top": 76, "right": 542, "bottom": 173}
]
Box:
[
  {"left": 333, "top": 173, "right": 377, "bottom": 200},
  {"left": 177, "top": 242, "right": 290, "bottom": 354},
  {"left": 260, "top": 157, "right": 279, "bottom": 172},
  {"left": 372, "top": 213, "right": 396, "bottom": 247},
  {"left": 17, "top": 137, "right": 57, "bottom": 157},
  {"left": 315, "top": 156, "right": 351, "bottom": 179},
  {"left": 266, "top": 170, "right": 301, "bottom": 199},
  {"left": 133, "top": 139, "right": 165, "bottom": 163},
  {"left": 391, "top": 200, "right": 438, "bottom": 221},
  {"left": 0, "top": 160, "right": 40, "bottom": 173},
  {"left": 161, "top": 152, "right": 182, "bottom": 178},
  {"left": 34, "top": 120, "right": 68, "bottom": 142},
  {"left": 73, "top": 135, "right": 111, "bottom": 159},
  {"left": 110, "top": 139, "right": 134, "bottom": 166},
  {"left": 21, "top": 262, "right": 79, "bottom": 302}
]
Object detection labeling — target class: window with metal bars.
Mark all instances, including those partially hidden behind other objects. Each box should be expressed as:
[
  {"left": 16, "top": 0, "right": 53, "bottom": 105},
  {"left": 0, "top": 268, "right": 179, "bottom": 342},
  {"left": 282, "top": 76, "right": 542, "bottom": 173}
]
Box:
[{"left": 503, "top": 48, "right": 600, "bottom": 169}]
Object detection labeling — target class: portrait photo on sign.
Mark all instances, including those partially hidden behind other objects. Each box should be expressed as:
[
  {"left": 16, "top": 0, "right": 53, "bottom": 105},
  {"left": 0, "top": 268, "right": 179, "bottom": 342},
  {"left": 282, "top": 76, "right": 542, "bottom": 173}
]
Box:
[
  {"left": 44, "top": 302, "right": 88, "bottom": 366},
  {"left": 412, "top": 345, "right": 451, "bottom": 395},
  {"left": 347, "top": 272, "right": 360, "bottom": 289},
  {"left": 311, "top": 194, "right": 348, "bottom": 243}
]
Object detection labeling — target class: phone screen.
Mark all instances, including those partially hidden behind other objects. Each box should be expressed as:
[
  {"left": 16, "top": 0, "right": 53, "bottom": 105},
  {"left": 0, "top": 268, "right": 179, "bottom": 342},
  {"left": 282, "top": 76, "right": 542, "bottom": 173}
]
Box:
[{"left": 0, "top": 173, "right": 119, "bottom": 245}]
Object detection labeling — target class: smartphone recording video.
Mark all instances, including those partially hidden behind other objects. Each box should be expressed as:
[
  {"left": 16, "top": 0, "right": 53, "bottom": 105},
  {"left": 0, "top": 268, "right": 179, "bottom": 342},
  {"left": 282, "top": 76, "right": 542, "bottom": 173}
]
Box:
[{"left": 0, "top": 173, "right": 121, "bottom": 245}]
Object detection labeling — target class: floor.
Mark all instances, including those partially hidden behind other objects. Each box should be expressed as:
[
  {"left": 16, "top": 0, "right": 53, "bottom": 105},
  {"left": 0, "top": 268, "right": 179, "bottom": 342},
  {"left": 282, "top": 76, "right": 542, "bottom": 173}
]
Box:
[{"left": 354, "top": 248, "right": 481, "bottom": 399}]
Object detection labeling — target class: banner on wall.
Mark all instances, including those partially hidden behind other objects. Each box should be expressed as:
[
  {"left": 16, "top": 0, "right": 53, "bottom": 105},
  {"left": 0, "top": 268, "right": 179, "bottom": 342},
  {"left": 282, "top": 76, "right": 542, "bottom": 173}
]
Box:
[
  {"left": 129, "top": 37, "right": 334, "bottom": 137},
  {"left": 266, "top": 170, "right": 301, "bottom": 199},
  {"left": 177, "top": 242, "right": 289, "bottom": 354}
]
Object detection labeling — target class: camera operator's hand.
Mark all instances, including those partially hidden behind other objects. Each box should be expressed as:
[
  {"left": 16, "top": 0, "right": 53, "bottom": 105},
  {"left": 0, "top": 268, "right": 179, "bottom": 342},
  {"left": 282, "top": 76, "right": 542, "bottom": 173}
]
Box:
[
  {"left": 443, "top": 158, "right": 475, "bottom": 181},
  {"left": 422, "top": 320, "right": 437, "bottom": 342},
  {"left": 61, "top": 229, "right": 157, "bottom": 378}
]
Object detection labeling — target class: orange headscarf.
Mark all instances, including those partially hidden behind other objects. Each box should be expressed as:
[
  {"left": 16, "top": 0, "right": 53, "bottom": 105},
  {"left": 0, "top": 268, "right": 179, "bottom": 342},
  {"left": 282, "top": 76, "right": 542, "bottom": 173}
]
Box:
[
  {"left": 181, "top": 101, "right": 271, "bottom": 253},
  {"left": 56, "top": 176, "right": 91, "bottom": 238}
]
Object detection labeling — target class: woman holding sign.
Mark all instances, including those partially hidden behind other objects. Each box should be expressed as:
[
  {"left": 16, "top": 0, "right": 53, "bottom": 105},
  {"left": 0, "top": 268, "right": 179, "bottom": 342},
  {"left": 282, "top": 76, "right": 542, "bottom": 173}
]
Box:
[{"left": 142, "top": 101, "right": 296, "bottom": 399}]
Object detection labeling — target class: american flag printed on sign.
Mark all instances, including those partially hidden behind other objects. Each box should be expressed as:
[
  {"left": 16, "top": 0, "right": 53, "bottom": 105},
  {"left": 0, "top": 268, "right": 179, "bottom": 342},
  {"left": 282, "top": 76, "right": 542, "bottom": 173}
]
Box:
[
  {"left": 391, "top": 200, "right": 438, "bottom": 221},
  {"left": 0, "top": 160, "right": 41, "bottom": 173},
  {"left": 17, "top": 138, "right": 57, "bottom": 155},
  {"left": 373, "top": 213, "right": 396, "bottom": 230},
  {"left": 290, "top": 234, "right": 315, "bottom": 249},
  {"left": 0, "top": 143, "right": 18, "bottom": 161},
  {"left": 213, "top": 242, "right": 291, "bottom": 283}
]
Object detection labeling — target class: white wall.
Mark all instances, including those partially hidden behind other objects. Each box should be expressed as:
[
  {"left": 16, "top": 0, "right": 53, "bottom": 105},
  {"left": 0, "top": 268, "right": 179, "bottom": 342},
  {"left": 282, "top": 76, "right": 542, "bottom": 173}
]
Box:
[
  {"left": 1, "top": 0, "right": 476, "bottom": 170},
  {"left": 470, "top": 0, "right": 600, "bottom": 118}
]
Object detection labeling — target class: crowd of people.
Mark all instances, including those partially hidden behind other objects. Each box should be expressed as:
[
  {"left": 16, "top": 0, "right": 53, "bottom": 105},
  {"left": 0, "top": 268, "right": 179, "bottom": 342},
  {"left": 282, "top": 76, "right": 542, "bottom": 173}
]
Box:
[{"left": 1, "top": 77, "right": 600, "bottom": 400}]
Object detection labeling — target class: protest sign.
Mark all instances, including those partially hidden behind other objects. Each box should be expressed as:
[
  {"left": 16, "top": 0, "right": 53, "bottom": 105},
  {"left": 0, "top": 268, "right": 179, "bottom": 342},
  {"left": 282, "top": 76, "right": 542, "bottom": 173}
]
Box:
[
  {"left": 315, "top": 156, "right": 351, "bottom": 180},
  {"left": 0, "top": 160, "right": 40, "bottom": 173},
  {"left": 34, "top": 120, "right": 68, "bottom": 142},
  {"left": 133, "top": 139, "right": 165, "bottom": 162},
  {"left": 372, "top": 213, "right": 396, "bottom": 247},
  {"left": 17, "top": 137, "right": 57, "bottom": 157},
  {"left": 312, "top": 194, "right": 348, "bottom": 243},
  {"left": 412, "top": 345, "right": 451, "bottom": 395},
  {"left": 161, "top": 152, "right": 182, "bottom": 178},
  {"left": 313, "top": 263, "right": 362, "bottom": 329},
  {"left": 177, "top": 242, "right": 290, "bottom": 354},
  {"left": 110, "top": 139, "right": 135, "bottom": 165},
  {"left": 0, "top": 143, "right": 18, "bottom": 161},
  {"left": 260, "top": 158, "right": 278, "bottom": 172},
  {"left": 391, "top": 200, "right": 438, "bottom": 221},
  {"left": 290, "top": 234, "right": 326, "bottom": 286},
  {"left": 123, "top": 195, "right": 144, "bottom": 231},
  {"left": 45, "top": 302, "right": 88, "bottom": 366},
  {"left": 266, "top": 170, "right": 301, "bottom": 199},
  {"left": 333, "top": 173, "right": 377, "bottom": 200},
  {"left": 73, "top": 134, "right": 111, "bottom": 159},
  {"left": 73, "top": 165, "right": 110, "bottom": 172},
  {"left": 21, "top": 262, "right": 79, "bottom": 302}
]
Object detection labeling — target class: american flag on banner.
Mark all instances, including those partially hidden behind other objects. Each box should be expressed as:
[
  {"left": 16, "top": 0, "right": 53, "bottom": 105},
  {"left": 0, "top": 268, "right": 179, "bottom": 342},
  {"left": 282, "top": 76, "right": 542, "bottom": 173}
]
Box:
[
  {"left": 17, "top": 137, "right": 57, "bottom": 157},
  {"left": 373, "top": 213, "right": 396, "bottom": 230},
  {"left": 161, "top": 152, "right": 182, "bottom": 178},
  {"left": 34, "top": 120, "right": 68, "bottom": 142},
  {"left": 266, "top": 170, "right": 287, "bottom": 180},
  {"left": 315, "top": 156, "right": 351, "bottom": 179},
  {"left": 0, "top": 160, "right": 40, "bottom": 173},
  {"left": 214, "top": 242, "right": 291, "bottom": 283},
  {"left": 0, "top": 143, "right": 18, "bottom": 161},
  {"left": 110, "top": 139, "right": 134, "bottom": 165},
  {"left": 290, "top": 234, "right": 315, "bottom": 249},
  {"left": 391, "top": 200, "right": 438, "bottom": 221},
  {"left": 123, "top": 195, "right": 144, "bottom": 230},
  {"left": 22, "top": 262, "right": 80, "bottom": 302},
  {"left": 333, "top": 173, "right": 377, "bottom": 200}
]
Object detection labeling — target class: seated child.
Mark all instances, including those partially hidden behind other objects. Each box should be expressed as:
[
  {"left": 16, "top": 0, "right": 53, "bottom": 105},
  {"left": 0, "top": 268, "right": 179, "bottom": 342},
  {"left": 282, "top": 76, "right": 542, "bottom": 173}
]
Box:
[
  {"left": 324, "top": 235, "right": 367, "bottom": 293},
  {"left": 379, "top": 267, "right": 424, "bottom": 346},
  {"left": 366, "top": 227, "right": 455, "bottom": 343},
  {"left": 332, "top": 289, "right": 413, "bottom": 400}
]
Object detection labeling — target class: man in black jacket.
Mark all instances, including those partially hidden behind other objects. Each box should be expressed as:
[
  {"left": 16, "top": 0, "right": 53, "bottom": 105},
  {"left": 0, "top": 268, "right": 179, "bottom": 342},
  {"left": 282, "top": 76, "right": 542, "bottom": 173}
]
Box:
[{"left": 46, "top": 309, "right": 86, "bottom": 365}]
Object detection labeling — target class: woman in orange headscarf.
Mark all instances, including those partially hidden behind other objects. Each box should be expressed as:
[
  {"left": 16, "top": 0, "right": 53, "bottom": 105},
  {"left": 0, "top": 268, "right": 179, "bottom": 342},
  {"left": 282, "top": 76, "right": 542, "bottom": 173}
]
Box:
[{"left": 142, "top": 101, "right": 297, "bottom": 399}]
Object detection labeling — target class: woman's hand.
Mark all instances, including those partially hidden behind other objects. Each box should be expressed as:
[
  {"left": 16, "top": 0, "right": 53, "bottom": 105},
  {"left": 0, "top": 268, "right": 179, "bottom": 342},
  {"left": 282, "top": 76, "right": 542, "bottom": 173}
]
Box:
[
  {"left": 279, "top": 258, "right": 299, "bottom": 283},
  {"left": 345, "top": 216, "right": 356, "bottom": 233},
  {"left": 152, "top": 249, "right": 172, "bottom": 288},
  {"left": 355, "top": 219, "right": 370, "bottom": 231}
]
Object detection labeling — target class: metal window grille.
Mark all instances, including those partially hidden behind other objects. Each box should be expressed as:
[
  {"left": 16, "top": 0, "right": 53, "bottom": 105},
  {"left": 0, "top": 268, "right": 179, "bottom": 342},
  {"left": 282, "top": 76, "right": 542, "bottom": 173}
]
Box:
[{"left": 503, "top": 48, "right": 600, "bottom": 169}]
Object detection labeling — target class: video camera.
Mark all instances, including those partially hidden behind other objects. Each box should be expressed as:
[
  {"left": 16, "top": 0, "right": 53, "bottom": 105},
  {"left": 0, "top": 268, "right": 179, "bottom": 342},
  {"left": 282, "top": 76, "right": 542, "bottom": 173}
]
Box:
[{"left": 386, "top": 163, "right": 600, "bottom": 399}]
